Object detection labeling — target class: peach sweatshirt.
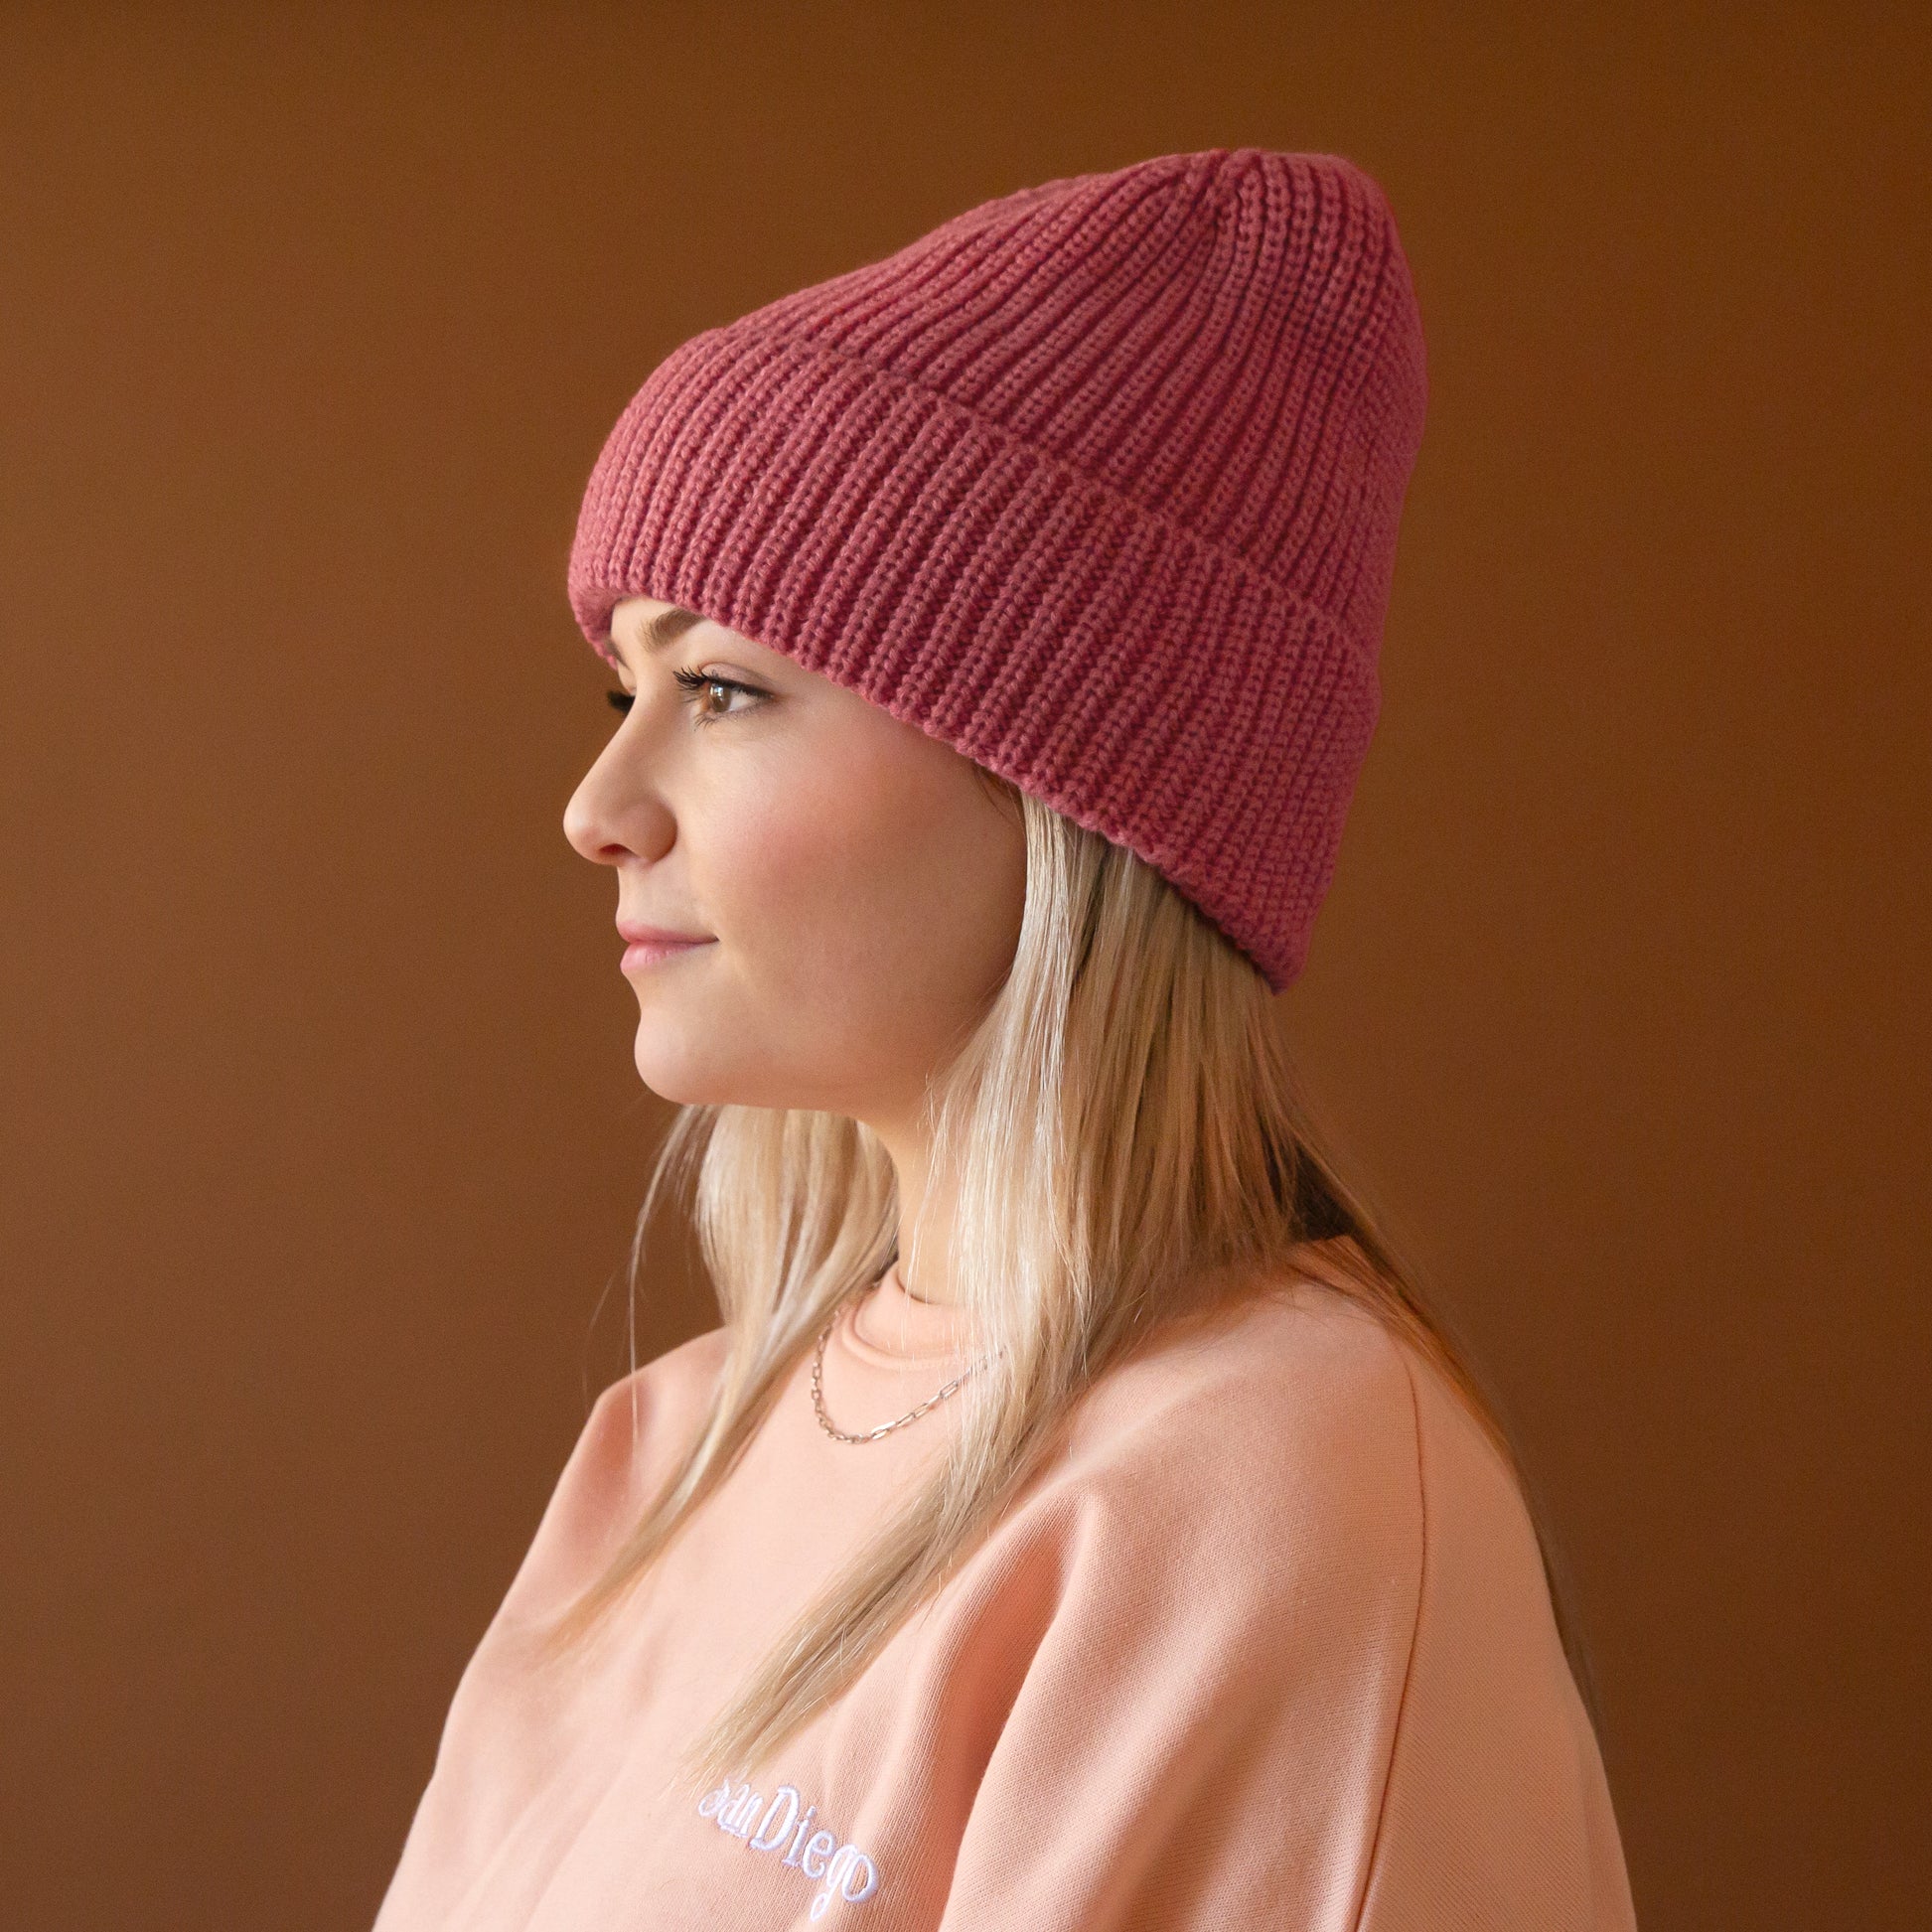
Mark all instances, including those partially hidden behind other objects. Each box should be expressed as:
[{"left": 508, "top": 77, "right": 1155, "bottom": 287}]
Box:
[{"left": 373, "top": 1253, "right": 1638, "bottom": 1930}]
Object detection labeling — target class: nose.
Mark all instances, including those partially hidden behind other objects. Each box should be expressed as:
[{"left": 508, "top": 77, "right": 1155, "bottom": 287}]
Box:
[{"left": 562, "top": 728, "right": 676, "bottom": 868}]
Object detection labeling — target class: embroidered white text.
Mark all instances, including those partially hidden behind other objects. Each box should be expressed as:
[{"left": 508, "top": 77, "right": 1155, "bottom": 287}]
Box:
[{"left": 697, "top": 1775, "right": 881, "bottom": 1919}]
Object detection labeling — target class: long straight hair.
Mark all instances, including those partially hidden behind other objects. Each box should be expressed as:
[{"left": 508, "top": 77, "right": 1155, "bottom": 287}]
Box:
[{"left": 537, "top": 772, "right": 1602, "bottom": 1798}]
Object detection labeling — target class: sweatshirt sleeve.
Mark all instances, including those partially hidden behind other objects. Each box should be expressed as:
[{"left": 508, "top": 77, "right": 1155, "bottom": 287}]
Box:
[{"left": 932, "top": 1300, "right": 1638, "bottom": 1931}]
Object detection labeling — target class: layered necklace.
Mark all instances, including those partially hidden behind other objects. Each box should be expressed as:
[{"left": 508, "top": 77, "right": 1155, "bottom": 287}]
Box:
[{"left": 809, "top": 1266, "right": 987, "bottom": 1445}]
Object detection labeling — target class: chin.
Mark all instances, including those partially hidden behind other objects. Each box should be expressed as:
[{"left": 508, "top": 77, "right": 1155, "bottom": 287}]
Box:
[
  {"left": 632, "top": 1025, "right": 846, "bottom": 1115},
  {"left": 630, "top": 1022, "right": 765, "bottom": 1110},
  {"left": 631, "top": 1039, "right": 724, "bottom": 1107}
]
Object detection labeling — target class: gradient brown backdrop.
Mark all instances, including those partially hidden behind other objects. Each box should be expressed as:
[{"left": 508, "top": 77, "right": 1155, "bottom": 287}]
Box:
[{"left": 3, "top": 5, "right": 1926, "bottom": 1927}]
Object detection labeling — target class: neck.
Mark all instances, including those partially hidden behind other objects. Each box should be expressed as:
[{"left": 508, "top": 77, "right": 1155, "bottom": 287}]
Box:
[
  {"left": 891, "top": 1261, "right": 940, "bottom": 1308},
  {"left": 865, "top": 1112, "right": 964, "bottom": 1310}
]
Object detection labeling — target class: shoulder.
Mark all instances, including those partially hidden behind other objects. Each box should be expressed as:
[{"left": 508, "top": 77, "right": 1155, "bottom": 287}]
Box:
[
  {"left": 569, "top": 1324, "right": 730, "bottom": 1526},
  {"left": 577, "top": 1324, "right": 730, "bottom": 1483},
  {"left": 496, "top": 1325, "right": 729, "bottom": 1622},
  {"left": 1060, "top": 1268, "right": 1429, "bottom": 1546},
  {"left": 1040, "top": 1259, "right": 1546, "bottom": 1639}
]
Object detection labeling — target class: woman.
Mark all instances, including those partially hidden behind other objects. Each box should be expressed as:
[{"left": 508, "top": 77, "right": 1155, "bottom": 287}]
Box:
[{"left": 373, "top": 148, "right": 1638, "bottom": 1929}]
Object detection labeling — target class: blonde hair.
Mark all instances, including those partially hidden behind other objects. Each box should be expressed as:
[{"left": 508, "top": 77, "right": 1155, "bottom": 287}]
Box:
[{"left": 539, "top": 773, "right": 1601, "bottom": 1797}]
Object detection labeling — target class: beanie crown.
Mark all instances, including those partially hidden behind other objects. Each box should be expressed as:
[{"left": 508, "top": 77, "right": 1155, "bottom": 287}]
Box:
[{"left": 570, "top": 147, "right": 1427, "bottom": 990}]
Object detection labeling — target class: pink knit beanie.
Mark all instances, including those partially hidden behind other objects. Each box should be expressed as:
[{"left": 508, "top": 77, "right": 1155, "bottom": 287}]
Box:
[{"left": 569, "top": 147, "right": 1427, "bottom": 991}]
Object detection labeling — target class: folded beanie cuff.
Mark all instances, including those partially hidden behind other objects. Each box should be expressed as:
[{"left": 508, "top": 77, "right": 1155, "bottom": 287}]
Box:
[{"left": 569, "top": 323, "right": 1381, "bottom": 991}]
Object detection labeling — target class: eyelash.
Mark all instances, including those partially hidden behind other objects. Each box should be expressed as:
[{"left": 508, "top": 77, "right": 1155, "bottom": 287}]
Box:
[{"left": 606, "top": 668, "right": 765, "bottom": 725}]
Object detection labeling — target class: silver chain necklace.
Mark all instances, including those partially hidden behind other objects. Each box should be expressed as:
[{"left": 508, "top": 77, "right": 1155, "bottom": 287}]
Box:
[{"left": 809, "top": 1276, "right": 986, "bottom": 1445}]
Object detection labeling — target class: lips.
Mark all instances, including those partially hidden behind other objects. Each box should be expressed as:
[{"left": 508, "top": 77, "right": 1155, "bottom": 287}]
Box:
[
  {"left": 616, "top": 919, "right": 713, "bottom": 946},
  {"left": 616, "top": 918, "right": 716, "bottom": 974}
]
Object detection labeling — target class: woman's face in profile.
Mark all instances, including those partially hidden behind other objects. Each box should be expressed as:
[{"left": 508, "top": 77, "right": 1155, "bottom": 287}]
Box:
[{"left": 563, "top": 595, "right": 1028, "bottom": 1121}]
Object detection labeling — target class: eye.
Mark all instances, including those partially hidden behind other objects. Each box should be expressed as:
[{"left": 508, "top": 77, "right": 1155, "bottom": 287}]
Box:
[
  {"left": 605, "top": 669, "right": 769, "bottom": 724},
  {"left": 671, "top": 667, "right": 766, "bottom": 725}
]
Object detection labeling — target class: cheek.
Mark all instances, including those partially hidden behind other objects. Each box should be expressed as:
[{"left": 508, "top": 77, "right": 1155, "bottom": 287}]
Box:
[
  {"left": 702, "top": 739, "right": 1019, "bottom": 1020},
  {"left": 716, "top": 769, "right": 924, "bottom": 979}
]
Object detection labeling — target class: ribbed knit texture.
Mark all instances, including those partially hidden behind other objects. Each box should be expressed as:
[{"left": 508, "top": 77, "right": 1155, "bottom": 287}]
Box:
[{"left": 569, "top": 147, "right": 1428, "bottom": 990}]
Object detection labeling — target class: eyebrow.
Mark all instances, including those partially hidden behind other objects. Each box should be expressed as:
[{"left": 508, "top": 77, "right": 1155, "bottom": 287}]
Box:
[
  {"left": 604, "top": 604, "right": 705, "bottom": 672},
  {"left": 646, "top": 605, "right": 705, "bottom": 653}
]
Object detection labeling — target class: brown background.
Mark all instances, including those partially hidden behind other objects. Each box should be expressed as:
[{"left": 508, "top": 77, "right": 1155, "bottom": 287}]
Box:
[{"left": 3, "top": 4, "right": 1926, "bottom": 1926}]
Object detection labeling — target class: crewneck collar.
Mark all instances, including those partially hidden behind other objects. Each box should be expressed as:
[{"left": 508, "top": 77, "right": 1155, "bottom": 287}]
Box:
[{"left": 835, "top": 1263, "right": 977, "bottom": 1367}]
